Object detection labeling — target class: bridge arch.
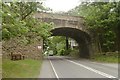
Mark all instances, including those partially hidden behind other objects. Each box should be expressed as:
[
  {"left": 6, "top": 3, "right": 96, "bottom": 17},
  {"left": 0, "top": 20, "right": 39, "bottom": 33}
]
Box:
[{"left": 51, "top": 27, "right": 92, "bottom": 58}]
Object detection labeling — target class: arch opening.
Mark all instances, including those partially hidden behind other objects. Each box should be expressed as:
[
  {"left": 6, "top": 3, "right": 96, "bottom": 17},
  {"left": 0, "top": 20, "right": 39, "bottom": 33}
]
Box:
[{"left": 51, "top": 27, "right": 92, "bottom": 58}]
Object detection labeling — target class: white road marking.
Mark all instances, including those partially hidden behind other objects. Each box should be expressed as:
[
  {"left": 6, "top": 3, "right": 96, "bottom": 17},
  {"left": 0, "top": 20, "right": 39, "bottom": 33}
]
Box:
[
  {"left": 91, "top": 61, "right": 118, "bottom": 69},
  {"left": 66, "top": 59, "right": 117, "bottom": 78},
  {"left": 49, "top": 59, "right": 59, "bottom": 80}
]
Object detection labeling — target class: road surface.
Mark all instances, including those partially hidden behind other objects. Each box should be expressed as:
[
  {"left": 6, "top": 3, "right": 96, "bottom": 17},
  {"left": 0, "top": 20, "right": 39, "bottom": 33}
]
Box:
[{"left": 39, "top": 56, "right": 118, "bottom": 80}]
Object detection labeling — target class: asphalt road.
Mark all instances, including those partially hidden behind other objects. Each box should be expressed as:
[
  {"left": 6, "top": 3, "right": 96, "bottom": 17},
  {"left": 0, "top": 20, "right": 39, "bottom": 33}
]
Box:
[{"left": 39, "top": 56, "right": 118, "bottom": 80}]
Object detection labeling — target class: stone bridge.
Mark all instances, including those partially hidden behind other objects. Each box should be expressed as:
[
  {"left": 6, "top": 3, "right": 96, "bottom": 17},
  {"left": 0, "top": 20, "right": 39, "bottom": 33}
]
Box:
[
  {"left": 34, "top": 12, "right": 87, "bottom": 31},
  {"left": 34, "top": 12, "right": 92, "bottom": 58}
]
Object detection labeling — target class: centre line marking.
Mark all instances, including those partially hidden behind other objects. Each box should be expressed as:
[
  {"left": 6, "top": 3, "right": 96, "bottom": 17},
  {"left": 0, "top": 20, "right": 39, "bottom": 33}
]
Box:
[
  {"left": 66, "top": 59, "right": 117, "bottom": 79},
  {"left": 49, "top": 59, "right": 59, "bottom": 80}
]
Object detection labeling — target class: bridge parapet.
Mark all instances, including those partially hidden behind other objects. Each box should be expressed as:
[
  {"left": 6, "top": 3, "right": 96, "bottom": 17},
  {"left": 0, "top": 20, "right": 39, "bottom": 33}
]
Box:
[{"left": 34, "top": 12, "right": 87, "bottom": 32}]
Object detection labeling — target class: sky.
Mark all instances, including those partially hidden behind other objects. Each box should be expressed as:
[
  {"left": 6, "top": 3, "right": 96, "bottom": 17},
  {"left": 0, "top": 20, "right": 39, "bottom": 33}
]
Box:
[{"left": 43, "top": 0, "right": 81, "bottom": 12}]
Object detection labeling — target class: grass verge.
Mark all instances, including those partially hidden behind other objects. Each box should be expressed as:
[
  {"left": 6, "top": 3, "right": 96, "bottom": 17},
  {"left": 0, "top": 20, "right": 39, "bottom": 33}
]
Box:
[
  {"left": 91, "top": 53, "right": 118, "bottom": 63},
  {"left": 2, "top": 59, "right": 42, "bottom": 78}
]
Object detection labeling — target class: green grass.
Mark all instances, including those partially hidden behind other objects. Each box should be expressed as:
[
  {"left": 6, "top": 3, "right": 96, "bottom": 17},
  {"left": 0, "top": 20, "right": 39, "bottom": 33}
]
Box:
[
  {"left": 91, "top": 53, "right": 118, "bottom": 63},
  {"left": 2, "top": 59, "right": 42, "bottom": 78}
]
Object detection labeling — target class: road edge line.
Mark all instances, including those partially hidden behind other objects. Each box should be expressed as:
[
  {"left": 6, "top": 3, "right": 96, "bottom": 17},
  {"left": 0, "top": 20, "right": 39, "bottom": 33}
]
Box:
[
  {"left": 66, "top": 59, "right": 117, "bottom": 79},
  {"left": 49, "top": 59, "right": 59, "bottom": 80}
]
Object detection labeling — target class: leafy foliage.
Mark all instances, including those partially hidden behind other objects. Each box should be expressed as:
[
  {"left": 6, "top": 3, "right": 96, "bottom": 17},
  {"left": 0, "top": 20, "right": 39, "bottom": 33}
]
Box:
[
  {"left": 45, "top": 36, "right": 66, "bottom": 55},
  {"left": 2, "top": 2, "right": 53, "bottom": 44},
  {"left": 68, "top": 2, "right": 120, "bottom": 52}
]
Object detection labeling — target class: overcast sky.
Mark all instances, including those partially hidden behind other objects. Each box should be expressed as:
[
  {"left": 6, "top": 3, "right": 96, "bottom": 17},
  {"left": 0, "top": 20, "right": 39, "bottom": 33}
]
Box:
[{"left": 43, "top": 0, "right": 81, "bottom": 12}]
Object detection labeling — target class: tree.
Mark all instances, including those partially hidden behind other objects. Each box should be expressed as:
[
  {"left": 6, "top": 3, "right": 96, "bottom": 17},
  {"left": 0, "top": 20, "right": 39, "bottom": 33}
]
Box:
[
  {"left": 46, "top": 36, "right": 66, "bottom": 55},
  {"left": 2, "top": 2, "right": 52, "bottom": 41},
  {"left": 2, "top": 2, "right": 53, "bottom": 56},
  {"left": 68, "top": 2, "right": 120, "bottom": 52}
]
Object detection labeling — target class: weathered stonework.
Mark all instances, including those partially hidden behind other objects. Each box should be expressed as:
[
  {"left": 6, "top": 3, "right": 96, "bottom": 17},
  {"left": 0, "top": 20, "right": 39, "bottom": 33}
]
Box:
[
  {"left": 34, "top": 12, "right": 87, "bottom": 32},
  {"left": 2, "top": 37, "right": 43, "bottom": 60}
]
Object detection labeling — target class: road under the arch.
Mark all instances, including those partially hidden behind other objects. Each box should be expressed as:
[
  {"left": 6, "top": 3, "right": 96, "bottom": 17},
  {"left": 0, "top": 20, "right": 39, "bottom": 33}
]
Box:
[{"left": 51, "top": 27, "right": 92, "bottom": 58}]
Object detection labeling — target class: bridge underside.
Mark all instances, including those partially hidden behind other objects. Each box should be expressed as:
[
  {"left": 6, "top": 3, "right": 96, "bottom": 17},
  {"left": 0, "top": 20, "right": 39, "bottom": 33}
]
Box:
[{"left": 51, "top": 27, "right": 91, "bottom": 58}]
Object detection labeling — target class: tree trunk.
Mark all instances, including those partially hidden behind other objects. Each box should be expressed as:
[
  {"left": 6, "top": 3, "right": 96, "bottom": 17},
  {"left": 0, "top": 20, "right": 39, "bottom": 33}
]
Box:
[
  {"left": 66, "top": 37, "right": 69, "bottom": 50},
  {"left": 98, "top": 35, "right": 102, "bottom": 54}
]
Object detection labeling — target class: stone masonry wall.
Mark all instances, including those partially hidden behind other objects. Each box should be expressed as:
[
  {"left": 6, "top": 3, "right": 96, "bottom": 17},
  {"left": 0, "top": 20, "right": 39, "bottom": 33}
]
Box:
[{"left": 2, "top": 37, "right": 43, "bottom": 60}]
